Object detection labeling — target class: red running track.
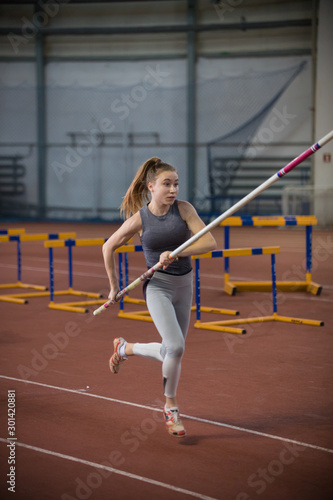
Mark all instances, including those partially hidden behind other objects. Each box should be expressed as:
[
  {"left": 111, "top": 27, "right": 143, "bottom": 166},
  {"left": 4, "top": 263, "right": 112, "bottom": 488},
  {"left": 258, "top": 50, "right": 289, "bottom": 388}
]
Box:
[{"left": 0, "top": 222, "right": 333, "bottom": 500}]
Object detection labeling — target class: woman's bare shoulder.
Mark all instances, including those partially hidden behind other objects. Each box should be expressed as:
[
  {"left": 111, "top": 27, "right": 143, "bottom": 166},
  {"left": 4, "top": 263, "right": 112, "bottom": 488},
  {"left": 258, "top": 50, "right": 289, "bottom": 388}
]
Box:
[{"left": 177, "top": 200, "right": 197, "bottom": 218}]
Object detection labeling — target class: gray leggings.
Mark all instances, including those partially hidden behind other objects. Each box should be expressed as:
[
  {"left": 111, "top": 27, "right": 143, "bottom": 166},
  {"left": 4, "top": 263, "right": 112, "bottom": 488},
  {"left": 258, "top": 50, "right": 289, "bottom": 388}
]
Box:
[{"left": 132, "top": 270, "right": 193, "bottom": 398}]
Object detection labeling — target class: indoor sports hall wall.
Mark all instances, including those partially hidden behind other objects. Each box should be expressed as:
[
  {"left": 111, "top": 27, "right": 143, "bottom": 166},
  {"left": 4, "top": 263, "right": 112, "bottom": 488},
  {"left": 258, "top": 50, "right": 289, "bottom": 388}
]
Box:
[
  {"left": 0, "top": 55, "right": 312, "bottom": 220},
  {"left": 0, "top": 0, "right": 332, "bottom": 223}
]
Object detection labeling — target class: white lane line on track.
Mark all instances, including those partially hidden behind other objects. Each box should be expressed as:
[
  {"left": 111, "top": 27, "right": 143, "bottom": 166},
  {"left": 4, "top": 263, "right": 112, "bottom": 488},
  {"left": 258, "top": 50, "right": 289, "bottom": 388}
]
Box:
[
  {"left": 1, "top": 375, "right": 332, "bottom": 455},
  {"left": 0, "top": 438, "right": 218, "bottom": 500}
]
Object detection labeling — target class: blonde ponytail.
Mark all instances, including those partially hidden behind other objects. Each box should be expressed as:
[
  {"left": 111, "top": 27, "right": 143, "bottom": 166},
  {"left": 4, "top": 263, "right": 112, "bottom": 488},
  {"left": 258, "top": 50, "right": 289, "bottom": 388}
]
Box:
[{"left": 120, "top": 157, "right": 176, "bottom": 219}]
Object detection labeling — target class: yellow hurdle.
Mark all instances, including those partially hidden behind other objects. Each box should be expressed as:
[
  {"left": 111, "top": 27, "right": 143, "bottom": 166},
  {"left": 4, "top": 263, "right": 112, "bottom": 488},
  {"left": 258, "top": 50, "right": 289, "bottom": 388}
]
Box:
[
  {"left": 44, "top": 239, "right": 141, "bottom": 313},
  {"left": 192, "top": 246, "right": 323, "bottom": 334},
  {"left": 220, "top": 215, "right": 321, "bottom": 296},
  {"left": 0, "top": 231, "right": 76, "bottom": 304}
]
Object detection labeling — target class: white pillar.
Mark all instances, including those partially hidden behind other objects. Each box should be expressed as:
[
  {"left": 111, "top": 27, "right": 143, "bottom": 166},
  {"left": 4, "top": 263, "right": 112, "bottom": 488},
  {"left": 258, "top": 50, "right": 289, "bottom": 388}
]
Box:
[{"left": 314, "top": 0, "right": 333, "bottom": 225}]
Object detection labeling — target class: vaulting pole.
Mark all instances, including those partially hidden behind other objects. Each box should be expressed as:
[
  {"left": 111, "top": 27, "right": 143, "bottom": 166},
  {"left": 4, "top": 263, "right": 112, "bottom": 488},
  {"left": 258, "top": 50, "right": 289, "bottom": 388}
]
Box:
[{"left": 93, "top": 129, "right": 333, "bottom": 316}]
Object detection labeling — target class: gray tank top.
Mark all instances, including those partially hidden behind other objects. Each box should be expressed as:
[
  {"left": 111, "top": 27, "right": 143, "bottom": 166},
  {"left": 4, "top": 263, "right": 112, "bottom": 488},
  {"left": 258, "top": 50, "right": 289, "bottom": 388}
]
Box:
[{"left": 139, "top": 200, "right": 192, "bottom": 275}]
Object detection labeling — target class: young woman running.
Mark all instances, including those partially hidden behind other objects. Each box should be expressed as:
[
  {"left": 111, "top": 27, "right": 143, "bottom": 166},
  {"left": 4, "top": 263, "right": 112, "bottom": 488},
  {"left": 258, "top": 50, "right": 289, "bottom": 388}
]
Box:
[{"left": 102, "top": 157, "right": 217, "bottom": 437}]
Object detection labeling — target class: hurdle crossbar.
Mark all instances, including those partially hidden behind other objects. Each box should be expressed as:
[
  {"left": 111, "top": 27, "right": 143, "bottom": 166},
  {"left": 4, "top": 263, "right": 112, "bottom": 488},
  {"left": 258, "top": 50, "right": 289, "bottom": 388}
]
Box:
[
  {"left": 0, "top": 232, "right": 76, "bottom": 304},
  {"left": 221, "top": 215, "right": 321, "bottom": 296},
  {"left": 0, "top": 228, "right": 26, "bottom": 236}
]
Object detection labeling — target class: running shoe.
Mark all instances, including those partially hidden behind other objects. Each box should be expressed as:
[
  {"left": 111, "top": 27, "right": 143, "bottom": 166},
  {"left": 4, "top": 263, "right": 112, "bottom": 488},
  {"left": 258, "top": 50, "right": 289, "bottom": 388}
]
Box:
[
  {"left": 163, "top": 405, "right": 186, "bottom": 437},
  {"left": 109, "top": 337, "right": 127, "bottom": 374}
]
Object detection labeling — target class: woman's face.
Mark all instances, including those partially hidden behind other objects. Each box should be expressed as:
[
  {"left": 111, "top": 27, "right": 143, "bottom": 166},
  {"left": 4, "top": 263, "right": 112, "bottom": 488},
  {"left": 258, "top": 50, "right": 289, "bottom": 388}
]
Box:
[{"left": 148, "top": 170, "right": 179, "bottom": 205}]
